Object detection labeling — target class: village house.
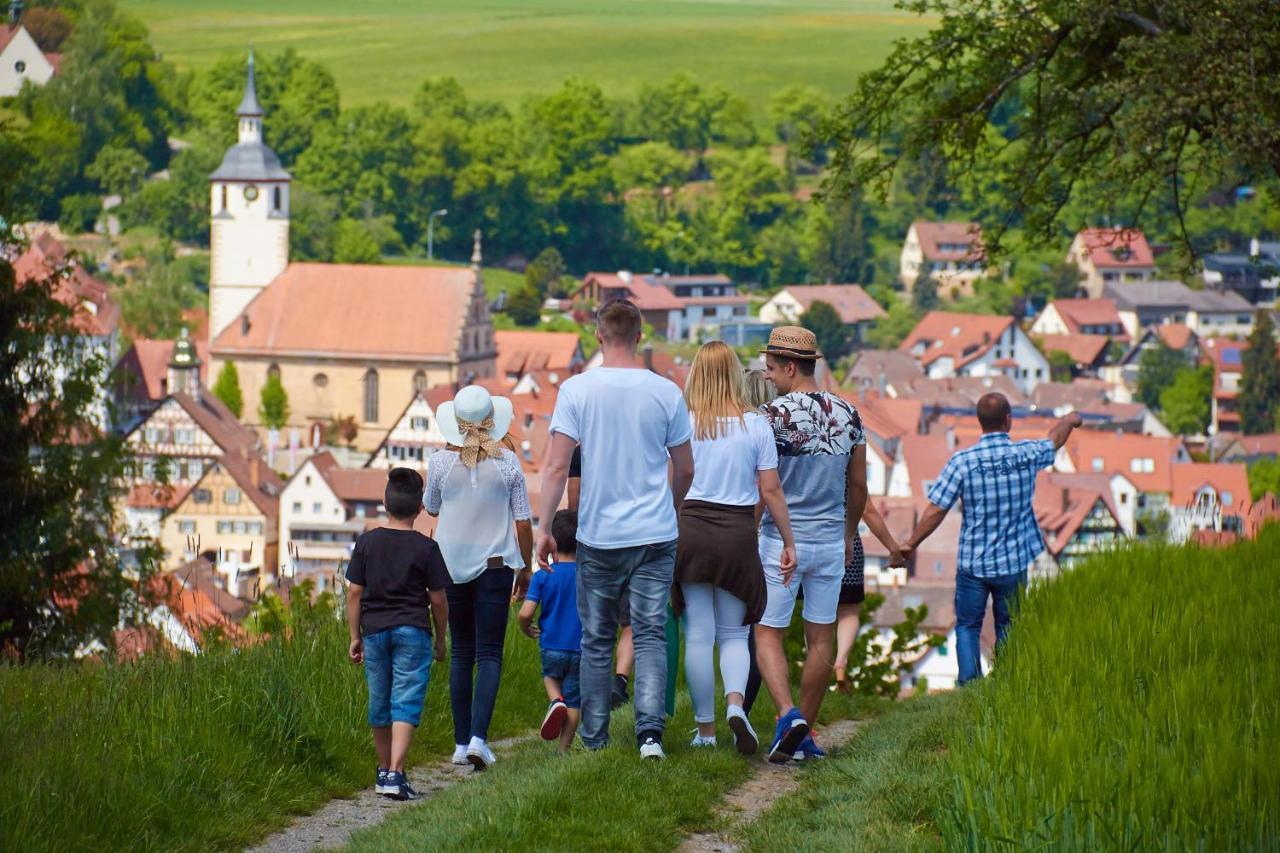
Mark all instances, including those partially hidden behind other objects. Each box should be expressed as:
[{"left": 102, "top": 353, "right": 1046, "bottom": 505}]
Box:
[
  {"left": 0, "top": 15, "right": 60, "bottom": 97},
  {"left": 1029, "top": 381, "right": 1168, "bottom": 436},
  {"left": 1201, "top": 238, "right": 1280, "bottom": 306},
  {"left": 1055, "top": 431, "right": 1192, "bottom": 525},
  {"left": 493, "top": 330, "right": 584, "bottom": 386},
  {"left": 1202, "top": 337, "right": 1247, "bottom": 434},
  {"left": 1100, "top": 323, "right": 1200, "bottom": 403},
  {"left": 1168, "top": 463, "right": 1251, "bottom": 542},
  {"left": 758, "top": 284, "right": 886, "bottom": 345},
  {"left": 158, "top": 452, "right": 282, "bottom": 592},
  {"left": 1212, "top": 433, "right": 1280, "bottom": 463},
  {"left": 278, "top": 452, "right": 388, "bottom": 584},
  {"left": 1068, "top": 227, "right": 1155, "bottom": 296},
  {"left": 575, "top": 270, "right": 749, "bottom": 341},
  {"left": 899, "top": 311, "right": 1050, "bottom": 394},
  {"left": 843, "top": 350, "right": 925, "bottom": 396},
  {"left": 1104, "top": 280, "right": 1254, "bottom": 339},
  {"left": 205, "top": 55, "right": 495, "bottom": 453},
  {"left": 114, "top": 327, "right": 211, "bottom": 426},
  {"left": 1034, "top": 333, "right": 1113, "bottom": 377},
  {"left": 899, "top": 221, "right": 989, "bottom": 297},
  {"left": 1032, "top": 471, "right": 1127, "bottom": 574},
  {"left": 1030, "top": 297, "right": 1129, "bottom": 341}
]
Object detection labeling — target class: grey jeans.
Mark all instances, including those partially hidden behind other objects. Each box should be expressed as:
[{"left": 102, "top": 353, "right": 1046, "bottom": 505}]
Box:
[{"left": 575, "top": 539, "right": 676, "bottom": 748}]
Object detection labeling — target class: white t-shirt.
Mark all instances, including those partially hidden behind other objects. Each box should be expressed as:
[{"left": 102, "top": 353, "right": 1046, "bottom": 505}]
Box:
[
  {"left": 685, "top": 411, "right": 778, "bottom": 507},
  {"left": 550, "top": 367, "right": 693, "bottom": 548}
]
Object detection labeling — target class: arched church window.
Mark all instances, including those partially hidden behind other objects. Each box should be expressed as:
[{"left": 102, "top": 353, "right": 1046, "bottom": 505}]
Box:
[
  {"left": 221, "top": 185, "right": 228, "bottom": 211},
  {"left": 313, "top": 372, "right": 328, "bottom": 389},
  {"left": 273, "top": 186, "right": 282, "bottom": 211},
  {"left": 364, "top": 369, "right": 379, "bottom": 423},
  {"left": 413, "top": 370, "right": 428, "bottom": 394}
]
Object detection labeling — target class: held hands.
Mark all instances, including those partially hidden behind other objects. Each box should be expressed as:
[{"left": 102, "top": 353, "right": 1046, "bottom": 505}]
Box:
[
  {"left": 889, "top": 543, "right": 914, "bottom": 568},
  {"left": 348, "top": 638, "right": 363, "bottom": 664},
  {"left": 779, "top": 543, "right": 798, "bottom": 587}
]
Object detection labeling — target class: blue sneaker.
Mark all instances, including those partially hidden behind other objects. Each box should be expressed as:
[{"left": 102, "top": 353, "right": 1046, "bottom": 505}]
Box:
[
  {"left": 374, "top": 768, "right": 393, "bottom": 794},
  {"left": 793, "top": 735, "right": 827, "bottom": 761},
  {"left": 382, "top": 771, "right": 421, "bottom": 801},
  {"left": 767, "top": 708, "right": 810, "bottom": 764}
]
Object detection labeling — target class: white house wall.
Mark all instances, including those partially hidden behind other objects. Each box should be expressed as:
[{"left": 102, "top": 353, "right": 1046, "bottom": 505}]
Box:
[{"left": 0, "top": 27, "right": 55, "bottom": 97}]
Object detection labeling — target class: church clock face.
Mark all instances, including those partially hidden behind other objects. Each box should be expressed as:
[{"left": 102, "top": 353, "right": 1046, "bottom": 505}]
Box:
[{"left": 243, "top": 185, "right": 260, "bottom": 202}]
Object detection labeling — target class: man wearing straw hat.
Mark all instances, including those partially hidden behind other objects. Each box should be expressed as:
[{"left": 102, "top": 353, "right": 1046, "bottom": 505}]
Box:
[
  {"left": 536, "top": 299, "right": 695, "bottom": 761},
  {"left": 756, "top": 326, "right": 868, "bottom": 763}
]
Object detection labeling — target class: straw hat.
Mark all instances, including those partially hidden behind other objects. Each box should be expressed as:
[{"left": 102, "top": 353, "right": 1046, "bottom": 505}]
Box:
[
  {"left": 436, "top": 385, "right": 514, "bottom": 447},
  {"left": 761, "top": 325, "right": 822, "bottom": 360}
]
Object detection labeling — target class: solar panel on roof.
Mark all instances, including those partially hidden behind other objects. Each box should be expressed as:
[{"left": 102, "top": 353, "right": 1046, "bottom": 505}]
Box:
[{"left": 1223, "top": 350, "right": 1242, "bottom": 365}]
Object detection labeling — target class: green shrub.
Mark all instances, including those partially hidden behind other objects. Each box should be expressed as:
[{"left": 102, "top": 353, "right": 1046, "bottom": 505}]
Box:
[
  {"left": 942, "top": 528, "right": 1280, "bottom": 850},
  {"left": 0, "top": 599, "right": 545, "bottom": 851}
]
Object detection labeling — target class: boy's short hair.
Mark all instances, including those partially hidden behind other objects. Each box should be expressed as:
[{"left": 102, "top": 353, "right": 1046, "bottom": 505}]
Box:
[
  {"left": 597, "top": 299, "right": 642, "bottom": 344},
  {"left": 384, "top": 467, "right": 424, "bottom": 520},
  {"left": 550, "top": 509, "right": 578, "bottom": 555},
  {"left": 765, "top": 353, "right": 817, "bottom": 377}
]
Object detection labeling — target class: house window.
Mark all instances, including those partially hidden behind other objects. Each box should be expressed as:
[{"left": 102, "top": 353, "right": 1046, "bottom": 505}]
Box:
[
  {"left": 247, "top": 522, "right": 263, "bottom": 535},
  {"left": 189, "top": 460, "right": 203, "bottom": 480},
  {"left": 224, "top": 488, "right": 241, "bottom": 505},
  {"left": 221, "top": 185, "right": 228, "bottom": 210},
  {"left": 313, "top": 373, "right": 328, "bottom": 389},
  {"left": 292, "top": 501, "right": 302, "bottom": 513},
  {"left": 178, "top": 520, "right": 196, "bottom": 534},
  {"left": 312, "top": 502, "right": 322, "bottom": 514},
  {"left": 1130, "top": 458, "right": 1154, "bottom": 474},
  {"left": 1120, "top": 493, "right": 1129, "bottom": 505},
  {"left": 15, "top": 60, "right": 26, "bottom": 74},
  {"left": 413, "top": 370, "right": 428, "bottom": 394},
  {"left": 174, "top": 428, "right": 195, "bottom": 445},
  {"left": 363, "top": 368, "right": 379, "bottom": 423},
  {"left": 273, "top": 186, "right": 282, "bottom": 211},
  {"left": 933, "top": 561, "right": 943, "bottom": 576},
  {"left": 1092, "top": 458, "right": 1104, "bottom": 472},
  {"left": 144, "top": 427, "right": 161, "bottom": 444},
  {"left": 411, "top": 416, "right": 429, "bottom": 430},
  {"left": 217, "top": 521, "right": 232, "bottom": 534},
  {"left": 193, "top": 489, "right": 212, "bottom": 504},
  {"left": 1222, "top": 491, "right": 1233, "bottom": 506}
]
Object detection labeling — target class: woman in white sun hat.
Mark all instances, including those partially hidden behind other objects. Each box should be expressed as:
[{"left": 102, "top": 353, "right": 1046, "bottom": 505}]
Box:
[{"left": 425, "top": 384, "right": 533, "bottom": 771}]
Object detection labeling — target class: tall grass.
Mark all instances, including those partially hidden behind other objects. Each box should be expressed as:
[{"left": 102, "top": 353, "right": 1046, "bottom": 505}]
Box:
[
  {"left": 0, "top": 603, "right": 545, "bottom": 852},
  {"left": 943, "top": 527, "right": 1280, "bottom": 850}
]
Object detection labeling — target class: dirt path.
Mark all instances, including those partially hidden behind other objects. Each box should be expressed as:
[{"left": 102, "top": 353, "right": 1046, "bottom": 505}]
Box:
[
  {"left": 678, "top": 719, "right": 863, "bottom": 853},
  {"left": 246, "top": 735, "right": 530, "bottom": 853}
]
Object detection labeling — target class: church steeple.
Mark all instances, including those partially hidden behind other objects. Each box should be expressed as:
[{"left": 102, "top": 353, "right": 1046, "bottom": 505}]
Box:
[{"left": 236, "top": 50, "right": 264, "bottom": 144}]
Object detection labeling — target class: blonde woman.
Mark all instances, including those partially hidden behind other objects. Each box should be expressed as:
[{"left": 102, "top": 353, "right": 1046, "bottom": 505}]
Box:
[
  {"left": 743, "top": 369, "right": 776, "bottom": 410},
  {"left": 426, "top": 385, "right": 533, "bottom": 771},
  {"left": 673, "top": 341, "right": 797, "bottom": 754}
]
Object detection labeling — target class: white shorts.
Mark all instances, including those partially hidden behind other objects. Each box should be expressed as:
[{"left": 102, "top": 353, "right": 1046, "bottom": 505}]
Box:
[{"left": 758, "top": 535, "right": 845, "bottom": 628}]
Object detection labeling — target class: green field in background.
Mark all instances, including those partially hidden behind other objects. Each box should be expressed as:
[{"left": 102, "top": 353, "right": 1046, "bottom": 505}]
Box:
[{"left": 117, "top": 0, "right": 929, "bottom": 109}]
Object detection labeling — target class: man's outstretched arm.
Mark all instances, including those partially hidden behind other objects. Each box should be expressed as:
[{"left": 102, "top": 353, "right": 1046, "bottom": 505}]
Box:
[{"left": 1047, "top": 411, "right": 1084, "bottom": 450}]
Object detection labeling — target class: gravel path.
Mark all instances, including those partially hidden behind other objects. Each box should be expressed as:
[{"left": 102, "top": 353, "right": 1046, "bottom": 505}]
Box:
[
  {"left": 246, "top": 735, "right": 530, "bottom": 853},
  {"left": 677, "top": 718, "right": 863, "bottom": 853}
]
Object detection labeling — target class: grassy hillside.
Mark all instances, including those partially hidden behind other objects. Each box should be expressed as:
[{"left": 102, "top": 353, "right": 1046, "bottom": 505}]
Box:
[{"left": 117, "top": 0, "right": 931, "bottom": 109}]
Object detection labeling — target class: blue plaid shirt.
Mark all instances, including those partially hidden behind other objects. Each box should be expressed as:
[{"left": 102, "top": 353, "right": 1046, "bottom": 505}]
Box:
[{"left": 927, "top": 433, "right": 1056, "bottom": 577}]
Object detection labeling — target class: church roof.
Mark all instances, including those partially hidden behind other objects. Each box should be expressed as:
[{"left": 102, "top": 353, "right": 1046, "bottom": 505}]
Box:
[
  {"left": 210, "top": 263, "right": 480, "bottom": 361},
  {"left": 210, "top": 142, "right": 290, "bottom": 182},
  {"left": 237, "top": 50, "right": 263, "bottom": 116}
]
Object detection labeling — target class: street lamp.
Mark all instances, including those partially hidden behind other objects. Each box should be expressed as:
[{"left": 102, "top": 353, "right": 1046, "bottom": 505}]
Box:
[{"left": 427, "top": 208, "right": 448, "bottom": 261}]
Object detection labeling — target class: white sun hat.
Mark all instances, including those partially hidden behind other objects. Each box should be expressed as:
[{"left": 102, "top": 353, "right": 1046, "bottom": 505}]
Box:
[{"left": 436, "top": 385, "right": 514, "bottom": 447}]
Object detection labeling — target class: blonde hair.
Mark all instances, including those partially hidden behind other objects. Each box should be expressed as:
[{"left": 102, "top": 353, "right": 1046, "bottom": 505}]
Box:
[
  {"left": 685, "top": 341, "right": 750, "bottom": 440},
  {"left": 743, "top": 369, "right": 777, "bottom": 410}
]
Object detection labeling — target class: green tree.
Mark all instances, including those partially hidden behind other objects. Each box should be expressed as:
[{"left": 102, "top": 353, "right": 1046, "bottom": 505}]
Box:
[
  {"left": 1247, "top": 457, "right": 1280, "bottom": 501},
  {"left": 911, "top": 273, "right": 940, "bottom": 313},
  {"left": 769, "top": 84, "right": 830, "bottom": 171},
  {"left": 1, "top": 232, "right": 157, "bottom": 660},
  {"left": 828, "top": 0, "right": 1280, "bottom": 260},
  {"left": 866, "top": 296, "right": 921, "bottom": 350},
  {"left": 332, "top": 219, "right": 381, "bottom": 264},
  {"left": 802, "top": 299, "right": 851, "bottom": 361},
  {"left": 1240, "top": 310, "right": 1280, "bottom": 434},
  {"left": 57, "top": 194, "right": 101, "bottom": 234},
  {"left": 289, "top": 185, "right": 339, "bottom": 261},
  {"left": 1136, "top": 343, "right": 1186, "bottom": 410},
  {"left": 258, "top": 373, "right": 290, "bottom": 429},
  {"left": 1159, "top": 365, "right": 1213, "bottom": 435},
  {"left": 212, "top": 361, "right": 243, "bottom": 418},
  {"left": 118, "top": 252, "right": 205, "bottom": 339},
  {"left": 636, "top": 73, "right": 717, "bottom": 153},
  {"left": 809, "top": 190, "right": 876, "bottom": 284},
  {"left": 85, "top": 144, "right": 148, "bottom": 197},
  {"left": 505, "top": 287, "right": 543, "bottom": 327},
  {"left": 524, "top": 247, "right": 567, "bottom": 297},
  {"left": 1047, "top": 349, "right": 1076, "bottom": 382}
]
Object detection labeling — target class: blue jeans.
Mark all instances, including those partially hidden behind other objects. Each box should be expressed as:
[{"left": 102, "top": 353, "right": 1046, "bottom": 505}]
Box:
[
  {"left": 364, "top": 625, "right": 433, "bottom": 727},
  {"left": 955, "top": 570, "right": 1026, "bottom": 685},
  {"left": 446, "top": 567, "right": 514, "bottom": 745},
  {"left": 576, "top": 539, "right": 677, "bottom": 748},
  {"left": 540, "top": 648, "right": 581, "bottom": 709}
]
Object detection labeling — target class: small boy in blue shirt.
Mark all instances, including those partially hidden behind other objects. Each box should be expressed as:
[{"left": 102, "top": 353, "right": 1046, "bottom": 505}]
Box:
[{"left": 518, "top": 509, "right": 581, "bottom": 752}]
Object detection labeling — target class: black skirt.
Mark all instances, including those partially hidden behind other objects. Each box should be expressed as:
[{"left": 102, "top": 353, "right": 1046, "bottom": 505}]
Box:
[
  {"left": 839, "top": 536, "right": 866, "bottom": 604},
  {"left": 672, "top": 500, "right": 766, "bottom": 626}
]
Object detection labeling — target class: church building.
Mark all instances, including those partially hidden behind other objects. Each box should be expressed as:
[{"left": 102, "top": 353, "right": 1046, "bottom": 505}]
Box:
[{"left": 207, "top": 53, "right": 496, "bottom": 452}]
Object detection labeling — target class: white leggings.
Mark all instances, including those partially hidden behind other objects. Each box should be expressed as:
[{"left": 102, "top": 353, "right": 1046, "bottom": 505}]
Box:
[{"left": 681, "top": 583, "right": 751, "bottom": 724}]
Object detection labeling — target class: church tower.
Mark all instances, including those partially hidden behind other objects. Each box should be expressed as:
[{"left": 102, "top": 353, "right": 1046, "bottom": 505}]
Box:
[{"left": 208, "top": 51, "right": 290, "bottom": 343}]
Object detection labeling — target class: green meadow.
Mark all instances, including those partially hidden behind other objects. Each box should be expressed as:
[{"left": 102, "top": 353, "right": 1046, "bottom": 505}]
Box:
[{"left": 116, "top": 0, "right": 931, "bottom": 109}]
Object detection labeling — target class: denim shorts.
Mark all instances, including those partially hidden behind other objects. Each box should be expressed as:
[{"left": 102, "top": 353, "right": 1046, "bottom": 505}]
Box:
[
  {"left": 364, "top": 625, "right": 432, "bottom": 727},
  {"left": 540, "top": 648, "right": 581, "bottom": 709}
]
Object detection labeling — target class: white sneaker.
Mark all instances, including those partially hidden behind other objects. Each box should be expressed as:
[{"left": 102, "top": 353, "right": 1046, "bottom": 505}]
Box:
[
  {"left": 466, "top": 737, "right": 496, "bottom": 771},
  {"left": 726, "top": 705, "right": 759, "bottom": 756},
  {"left": 639, "top": 735, "right": 666, "bottom": 760},
  {"left": 451, "top": 744, "right": 469, "bottom": 766},
  {"left": 689, "top": 731, "right": 717, "bottom": 748}
]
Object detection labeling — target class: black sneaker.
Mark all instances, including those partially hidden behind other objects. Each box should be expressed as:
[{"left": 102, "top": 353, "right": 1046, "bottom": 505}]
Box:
[
  {"left": 383, "top": 771, "right": 420, "bottom": 801},
  {"left": 611, "top": 674, "right": 630, "bottom": 709}
]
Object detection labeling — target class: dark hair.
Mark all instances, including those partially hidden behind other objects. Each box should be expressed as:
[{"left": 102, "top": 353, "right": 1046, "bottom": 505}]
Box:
[
  {"left": 976, "top": 392, "right": 1012, "bottom": 432},
  {"left": 765, "top": 353, "right": 817, "bottom": 377},
  {"left": 384, "top": 467, "right": 424, "bottom": 520},
  {"left": 597, "top": 299, "right": 642, "bottom": 344},
  {"left": 550, "top": 509, "right": 578, "bottom": 555}
]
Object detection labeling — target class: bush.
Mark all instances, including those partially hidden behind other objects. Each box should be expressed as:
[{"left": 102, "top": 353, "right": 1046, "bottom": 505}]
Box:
[
  {"left": 942, "top": 529, "right": 1280, "bottom": 850},
  {"left": 57, "top": 194, "right": 101, "bottom": 235}
]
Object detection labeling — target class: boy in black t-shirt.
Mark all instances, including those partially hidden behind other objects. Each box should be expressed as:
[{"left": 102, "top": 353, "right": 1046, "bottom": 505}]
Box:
[{"left": 345, "top": 468, "right": 450, "bottom": 801}]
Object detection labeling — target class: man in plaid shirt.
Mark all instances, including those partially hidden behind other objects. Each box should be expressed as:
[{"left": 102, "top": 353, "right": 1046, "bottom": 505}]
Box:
[{"left": 897, "top": 393, "right": 1082, "bottom": 684}]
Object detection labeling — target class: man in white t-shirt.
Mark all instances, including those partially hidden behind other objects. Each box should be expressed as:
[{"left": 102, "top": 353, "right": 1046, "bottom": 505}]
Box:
[{"left": 536, "top": 299, "right": 695, "bottom": 760}]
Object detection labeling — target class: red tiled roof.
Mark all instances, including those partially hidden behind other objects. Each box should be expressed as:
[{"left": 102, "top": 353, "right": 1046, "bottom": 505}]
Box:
[
  {"left": 898, "top": 433, "right": 953, "bottom": 498},
  {"left": 904, "top": 375, "right": 1028, "bottom": 409},
  {"left": 1076, "top": 227, "right": 1154, "bottom": 269},
  {"left": 1036, "top": 333, "right": 1111, "bottom": 366},
  {"left": 127, "top": 482, "right": 192, "bottom": 510},
  {"left": 910, "top": 221, "right": 986, "bottom": 262},
  {"left": 214, "top": 452, "right": 284, "bottom": 522},
  {"left": 326, "top": 468, "right": 389, "bottom": 504},
  {"left": 1155, "top": 323, "right": 1196, "bottom": 350},
  {"left": 1046, "top": 298, "right": 1127, "bottom": 337},
  {"left": 12, "top": 234, "right": 120, "bottom": 337},
  {"left": 1170, "top": 463, "right": 1250, "bottom": 510},
  {"left": 115, "top": 338, "right": 211, "bottom": 402},
  {"left": 495, "top": 330, "right": 581, "bottom": 377},
  {"left": 1236, "top": 434, "right": 1280, "bottom": 456},
  {"left": 1034, "top": 471, "right": 1121, "bottom": 556},
  {"left": 169, "top": 392, "right": 260, "bottom": 456},
  {"left": 211, "top": 263, "right": 478, "bottom": 360},
  {"left": 899, "top": 311, "right": 1014, "bottom": 370},
  {"left": 777, "top": 285, "right": 886, "bottom": 324},
  {"left": 1063, "top": 431, "right": 1188, "bottom": 493}
]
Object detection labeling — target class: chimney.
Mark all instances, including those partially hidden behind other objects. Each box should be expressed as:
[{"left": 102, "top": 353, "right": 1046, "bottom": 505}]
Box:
[
  {"left": 643, "top": 343, "right": 654, "bottom": 372},
  {"left": 250, "top": 457, "right": 261, "bottom": 490},
  {"left": 240, "top": 314, "right": 250, "bottom": 336}
]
